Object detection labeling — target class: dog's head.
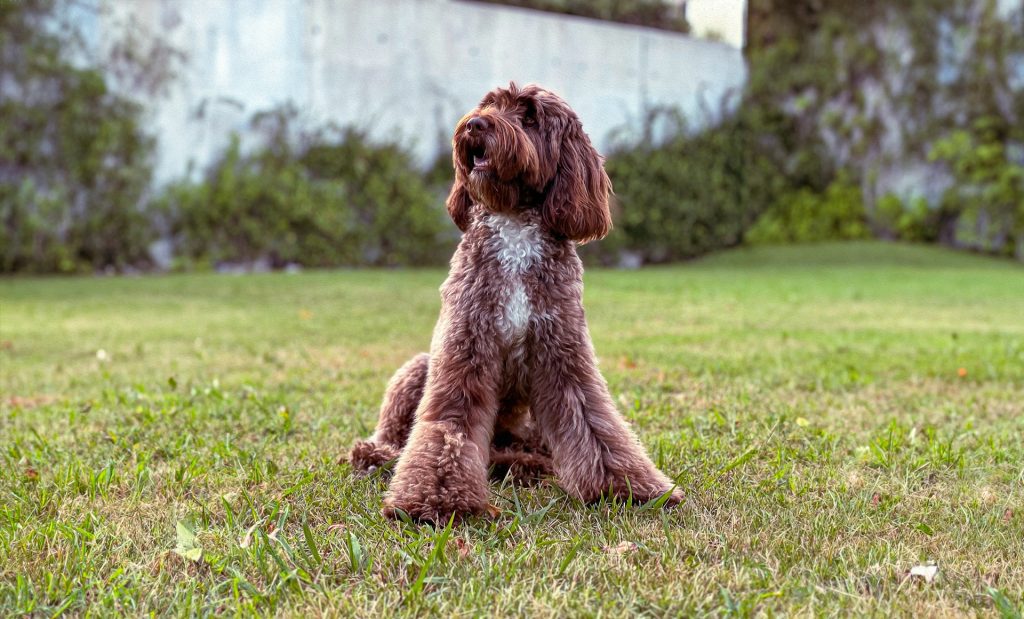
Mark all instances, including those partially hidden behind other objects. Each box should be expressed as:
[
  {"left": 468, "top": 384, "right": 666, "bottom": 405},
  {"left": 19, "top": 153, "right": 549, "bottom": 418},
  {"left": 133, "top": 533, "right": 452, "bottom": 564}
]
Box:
[{"left": 447, "top": 83, "right": 612, "bottom": 243}]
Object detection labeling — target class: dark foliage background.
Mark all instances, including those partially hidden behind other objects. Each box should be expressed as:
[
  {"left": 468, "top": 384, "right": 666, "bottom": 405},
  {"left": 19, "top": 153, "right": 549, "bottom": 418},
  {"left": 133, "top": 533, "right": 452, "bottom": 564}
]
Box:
[
  {"left": 0, "top": 0, "right": 159, "bottom": 272},
  {"left": 2, "top": 0, "right": 1022, "bottom": 273},
  {"left": 156, "top": 107, "right": 452, "bottom": 270}
]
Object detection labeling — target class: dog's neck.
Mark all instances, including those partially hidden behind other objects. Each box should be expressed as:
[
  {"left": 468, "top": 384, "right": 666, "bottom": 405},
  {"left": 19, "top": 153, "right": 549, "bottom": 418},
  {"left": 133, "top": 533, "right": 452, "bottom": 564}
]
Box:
[
  {"left": 471, "top": 184, "right": 545, "bottom": 226},
  {"left": 471, "top": 203, "right": 543, "bottom": 230},
  {"left": 516, "top": 186, "right": 545, "bottom": 207}
]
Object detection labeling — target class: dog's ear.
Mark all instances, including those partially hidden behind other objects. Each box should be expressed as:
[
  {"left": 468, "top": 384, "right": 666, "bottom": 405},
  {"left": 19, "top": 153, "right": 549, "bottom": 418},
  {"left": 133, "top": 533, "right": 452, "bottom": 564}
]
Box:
[
  {"left": 446, "top": 167, "right": 473, "bottom": 232},
  {"left": 541, "top": 118, "right": 612, "bottom": 243}
]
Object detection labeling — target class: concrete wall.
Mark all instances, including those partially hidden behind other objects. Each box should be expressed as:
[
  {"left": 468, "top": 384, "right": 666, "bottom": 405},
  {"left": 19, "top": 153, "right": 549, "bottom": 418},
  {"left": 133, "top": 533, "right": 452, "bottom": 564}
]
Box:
[{"left": 96, "top": 0, "right": 747, "bottom": 184}]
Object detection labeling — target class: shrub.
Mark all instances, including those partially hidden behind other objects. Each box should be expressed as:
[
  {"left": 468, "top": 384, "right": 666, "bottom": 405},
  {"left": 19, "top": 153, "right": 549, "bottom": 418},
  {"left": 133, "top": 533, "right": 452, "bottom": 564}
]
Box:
[
  {"left": 0, "top": 0, "right": 158, "bottom": 273},
  {"left": 158, "top": 111, "right": 452, "bottom": 269},
  {"left": 746, "top": 177, "right": 871, "bottom": 244},
  {"left": 874, "top": 193, "right": 943, "bottom": 243},
  {"left": 928, "top": 117, "right": 1024, "bottom": 258},
  {"left": 599, "top": 110, "right": 790, "bottom": 263}
]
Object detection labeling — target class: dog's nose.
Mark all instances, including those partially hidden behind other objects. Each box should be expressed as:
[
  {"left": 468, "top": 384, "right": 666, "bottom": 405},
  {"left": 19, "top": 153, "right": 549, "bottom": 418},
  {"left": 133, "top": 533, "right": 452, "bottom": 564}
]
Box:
[{"left": 467, "top": 116, "right": 489, "bottom": 133}]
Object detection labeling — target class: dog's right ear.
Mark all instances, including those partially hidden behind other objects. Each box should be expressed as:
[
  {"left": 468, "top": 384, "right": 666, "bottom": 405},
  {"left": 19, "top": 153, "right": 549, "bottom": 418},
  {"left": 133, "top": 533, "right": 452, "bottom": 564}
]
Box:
[{"left": 446, "top": 169, "right": 473, "bottom": 232}]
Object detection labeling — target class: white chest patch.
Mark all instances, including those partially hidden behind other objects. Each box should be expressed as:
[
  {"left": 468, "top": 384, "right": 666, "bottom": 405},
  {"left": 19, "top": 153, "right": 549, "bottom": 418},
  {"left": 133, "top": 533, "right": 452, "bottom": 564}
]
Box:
[
  {"left": 486, "top": 214, "right": 542, "bottom": 343},
  {"left": 487, "top": 214, "right": 542, "bottom": 275},
  {"left": 497, "top": 280, "right": 530, "bottom": 342}
]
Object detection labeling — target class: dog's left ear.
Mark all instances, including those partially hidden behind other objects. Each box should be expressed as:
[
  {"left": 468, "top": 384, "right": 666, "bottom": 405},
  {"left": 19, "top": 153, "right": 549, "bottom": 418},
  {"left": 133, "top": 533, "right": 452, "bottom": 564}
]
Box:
[
  {"left": 541, "top": 118, "right": 612, "bottom": 243},
  {"left": 446, "top": 166, "right": 473, "bottom": 233}
]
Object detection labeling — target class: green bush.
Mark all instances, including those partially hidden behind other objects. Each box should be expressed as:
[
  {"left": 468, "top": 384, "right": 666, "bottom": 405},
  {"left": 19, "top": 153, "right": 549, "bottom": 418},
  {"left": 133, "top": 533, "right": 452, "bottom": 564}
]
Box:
[
  {"left": 746, "top": 178, "right": 871, "bottom": 244},
  {"left": 874, "top": 193, "right": 943, "bottom": 243},
  {"left": 1, "top": 0, "right": 157, "bottom": 273},
  {"left": 158, "top": 112, "right": 452, "bottom": 269},
  {"left": 928, "top": 117, "right": 1024, "bottom": 258},
  {"left": 598, "top": 110, "right": 790, "bottom": 263},
  {"left": 744, "top": 0, "right": 1024, "bottom": 260}
]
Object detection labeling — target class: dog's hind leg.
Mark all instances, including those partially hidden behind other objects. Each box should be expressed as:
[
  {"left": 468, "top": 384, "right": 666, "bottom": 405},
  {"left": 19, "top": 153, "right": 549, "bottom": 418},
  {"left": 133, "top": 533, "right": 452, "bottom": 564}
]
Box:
[
  {"left": 489, "top": 446, "right": 553, "bottom": 485},
  {"left": 347, "top": 352, "right": 429, "bottom": 475},
  {"left": 490, "top": 403, "right": 553, "bottom": 484}
]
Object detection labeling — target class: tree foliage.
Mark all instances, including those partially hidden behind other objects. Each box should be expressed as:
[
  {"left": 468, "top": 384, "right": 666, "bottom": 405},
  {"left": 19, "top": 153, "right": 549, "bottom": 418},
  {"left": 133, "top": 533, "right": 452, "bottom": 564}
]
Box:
[
  {"left": 929, "top": 117, "right": 1024, "bottom": 255},
  {"left": 745, "top": 0, "right": 1024, "bottom": 257},
  {"left": 0, "top": 0, "right": 172, "bottom": 272}
]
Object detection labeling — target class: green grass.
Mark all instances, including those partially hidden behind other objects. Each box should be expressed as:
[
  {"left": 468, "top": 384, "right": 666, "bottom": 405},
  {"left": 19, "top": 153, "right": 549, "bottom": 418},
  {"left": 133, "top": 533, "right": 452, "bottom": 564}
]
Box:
[{"left": 1, "top": 241, "right": 1022, "bottom": 617}]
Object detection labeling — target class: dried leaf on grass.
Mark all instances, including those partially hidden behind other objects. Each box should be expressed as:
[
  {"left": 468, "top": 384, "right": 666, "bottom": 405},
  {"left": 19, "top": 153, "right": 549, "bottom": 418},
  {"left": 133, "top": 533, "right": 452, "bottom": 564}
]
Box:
[
  {"left": 604, "top": 541, "right": 638, "bottom": 555},
  {"left": 173, "top": 521, "right": 202, "bottom": 562},
  {"left": 908, "top": 564, "right": 938, "bottom": 583},
  {"left": 453, "top": 537, "right": 472, "bottom": 559}
]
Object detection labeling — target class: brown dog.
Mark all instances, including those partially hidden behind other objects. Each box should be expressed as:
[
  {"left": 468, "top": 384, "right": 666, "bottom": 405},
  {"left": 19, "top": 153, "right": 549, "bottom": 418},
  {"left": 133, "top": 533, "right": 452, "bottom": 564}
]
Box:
[{"left": 349, "top": 83, "right": 681, "bottom": 522}]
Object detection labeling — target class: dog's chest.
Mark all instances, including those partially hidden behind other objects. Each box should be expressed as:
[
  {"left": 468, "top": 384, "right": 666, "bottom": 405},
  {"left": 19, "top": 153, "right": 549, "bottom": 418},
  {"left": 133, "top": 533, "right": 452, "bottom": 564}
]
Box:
[{"left": 484, "top": 214, "right": 542, "bottom": 344}]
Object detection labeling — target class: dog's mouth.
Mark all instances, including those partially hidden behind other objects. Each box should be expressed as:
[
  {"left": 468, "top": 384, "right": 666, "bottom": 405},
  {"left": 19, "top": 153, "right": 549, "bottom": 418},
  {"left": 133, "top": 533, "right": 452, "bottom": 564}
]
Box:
[{"left": 467, "top": 144, "right": 489, "bottom": 173}]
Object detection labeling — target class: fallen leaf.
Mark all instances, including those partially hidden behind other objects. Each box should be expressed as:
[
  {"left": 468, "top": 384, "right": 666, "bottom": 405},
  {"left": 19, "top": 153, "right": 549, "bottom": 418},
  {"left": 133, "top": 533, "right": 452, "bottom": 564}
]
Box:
[
  {"left": 1003, "top": 509, "right": 1013, "bottom": 522},
  {"left": 24, "top": 467, "right": 38, "bottom": 481},
  {"left": 454, "top": 537, "right": 471, "bottom": 559},
  {"left": 173, "top": 521, "right": 203, "bottom": 562},
  {"left": 485, "top": 503, "right": 501, "bottom": 518},
  {"left": 909, "top": 564, "right": 938, "bottom": 583},
  {"left": 239, "top": 522, "right": 260, "bottom": 548},
  {"left": 298, "top": 309, "right": 313, "bottom": 320},
  {"left": 957, "top": 367, "right": 967, "bottom": 378},
  {"left": 7, "top": 395, "right": 59, "bottom": 409},
  {"left": 979, "top": 486, "right": 997, "bottom": 505},
  {"left": 326, "top": 523, "right": 346, "bottom": 534},
  {"left": 795, "top": 417, "right": 810, "bottom": 428},
  {"left": 871, "top": 492, "right": 881, "bottom": 507},
  {"left": 604, "top": 541, "right": 638, "bottom": 555}
]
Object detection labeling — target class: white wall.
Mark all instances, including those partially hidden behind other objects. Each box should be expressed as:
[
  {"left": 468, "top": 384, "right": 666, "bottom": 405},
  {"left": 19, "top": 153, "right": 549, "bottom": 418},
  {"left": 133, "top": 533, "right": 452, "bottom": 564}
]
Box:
[
  {"left": 686, "top": 0, "right": 746, "bottom": 48},
  {"left": 97, "top": 0, "right": 747, "bottom": 184}
]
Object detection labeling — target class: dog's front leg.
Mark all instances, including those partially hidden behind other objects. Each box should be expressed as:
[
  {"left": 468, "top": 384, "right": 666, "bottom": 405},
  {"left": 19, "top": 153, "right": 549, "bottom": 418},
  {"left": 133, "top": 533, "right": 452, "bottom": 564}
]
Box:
[
  {"left": 528, "top": 315, "right": 682, "bottom": 506},
  {"left": 382, "top": 338, "right": 501, "bottom": 523}
]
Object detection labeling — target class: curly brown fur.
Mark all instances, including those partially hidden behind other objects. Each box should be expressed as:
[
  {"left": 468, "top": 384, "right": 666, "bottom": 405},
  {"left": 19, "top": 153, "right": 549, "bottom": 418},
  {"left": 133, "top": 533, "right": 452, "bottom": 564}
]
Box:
[
  {"left": 347, "top": 83, "right": 680, "bottom": 523},
  {"left": 349, "top": 355, "right": 553, "bottom": 481}
]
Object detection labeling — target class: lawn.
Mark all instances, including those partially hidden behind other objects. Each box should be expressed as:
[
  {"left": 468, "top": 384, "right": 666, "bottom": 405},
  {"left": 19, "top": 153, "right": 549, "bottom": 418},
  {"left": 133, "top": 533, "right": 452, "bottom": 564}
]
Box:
[{"left": 1, "top": 242, "right": 1022, "bottom": 617}]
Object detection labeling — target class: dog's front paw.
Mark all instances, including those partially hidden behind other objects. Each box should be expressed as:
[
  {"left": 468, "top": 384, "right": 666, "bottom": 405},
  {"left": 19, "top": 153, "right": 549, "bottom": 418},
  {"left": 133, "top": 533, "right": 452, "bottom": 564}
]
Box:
[
  {"left": 381, "top": 492, "right": 484, "bottom": 525},
  {"left": 382, "top": 423, "right": 492, "bottom": 523},
  {"left": 382, "top": 469, "right": 490, "bottom": 524}
]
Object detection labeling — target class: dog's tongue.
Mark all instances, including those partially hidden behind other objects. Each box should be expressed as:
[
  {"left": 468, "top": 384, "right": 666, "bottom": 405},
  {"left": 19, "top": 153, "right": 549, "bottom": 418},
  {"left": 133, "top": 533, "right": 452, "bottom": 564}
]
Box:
[{"left": 473, "top": 155, "right": 487, "bottom": 167}]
